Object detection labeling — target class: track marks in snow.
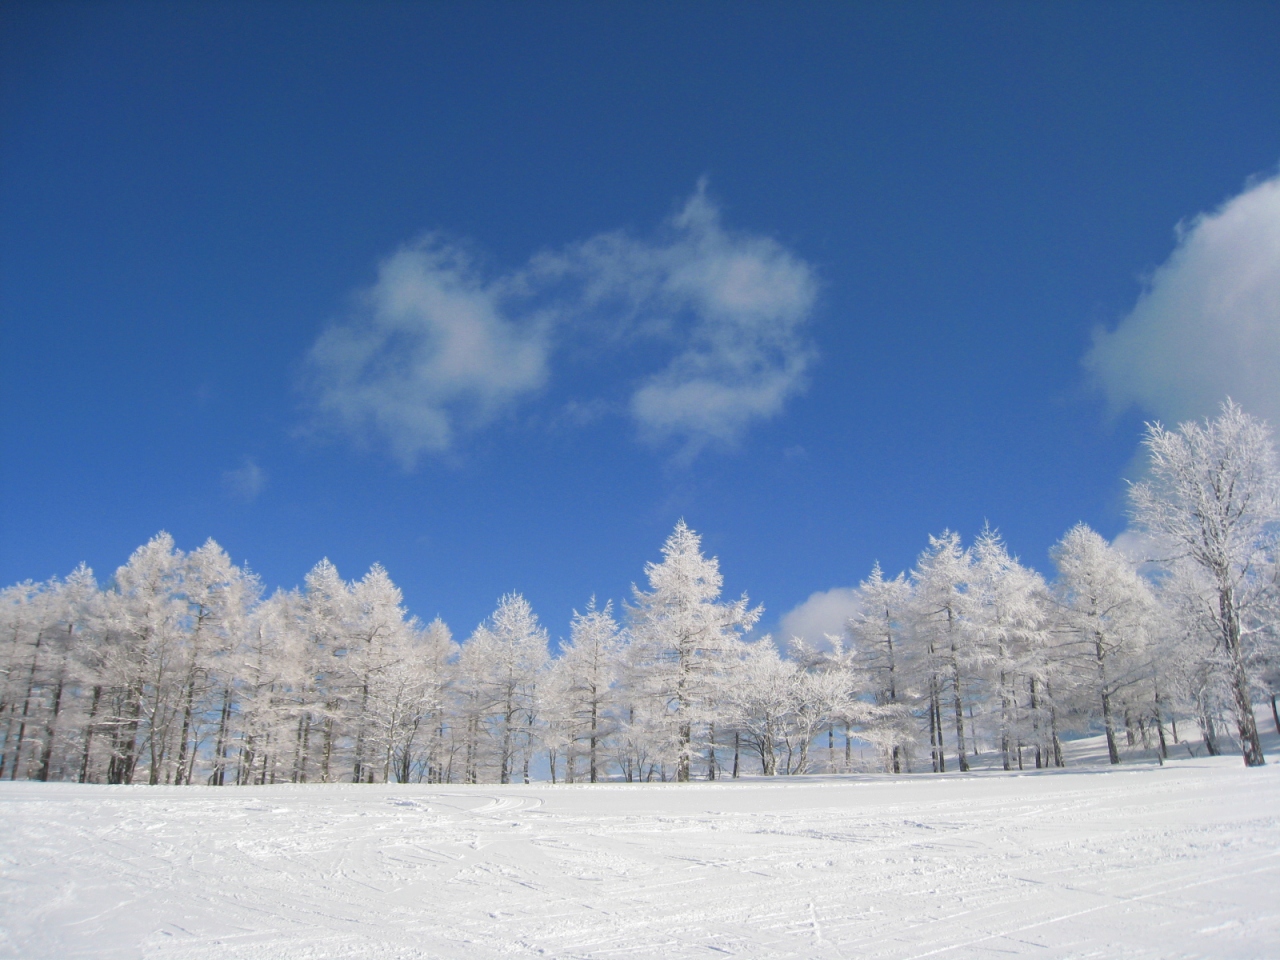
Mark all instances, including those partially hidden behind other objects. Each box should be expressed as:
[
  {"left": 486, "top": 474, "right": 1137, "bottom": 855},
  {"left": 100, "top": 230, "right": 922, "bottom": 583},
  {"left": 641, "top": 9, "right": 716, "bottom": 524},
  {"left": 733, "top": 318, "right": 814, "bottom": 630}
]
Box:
[{"left": 2, "top": 761, "right": 1279, "bottom": 958}]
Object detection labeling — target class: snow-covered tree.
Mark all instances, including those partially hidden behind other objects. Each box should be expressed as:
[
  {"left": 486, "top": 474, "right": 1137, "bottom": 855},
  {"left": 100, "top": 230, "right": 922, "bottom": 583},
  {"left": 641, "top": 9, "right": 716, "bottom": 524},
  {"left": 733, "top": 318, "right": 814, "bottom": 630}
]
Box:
[
  {"left": 847, "top": 562, "right": 913, "bottom": 771},
  {"left": 548, "top": 599, "right": 621, "bottom": 782},
  {"left": 97, "top": 533, "right": 188, "bottom": 784},
  {"left": 394, "top": 617, "right": 457, "bottom": 783},
  {"left": 298, "top": 559, "right": 352, "bottom": 782},
  {"left": 459, "top": 593, "right": 549, "bottom": 784},
  {"left": 723, "top": 640, "right": 794, "bottom": 775},
  {"left": 345, "top": 564, "right": 416, "bottom": 782},
  {"left": 35, "top": 565, "right": 99, "bottom": 781},
  {"left": 0, "top": 578, "right": 55, "bottom": 780},
  {"left": 1051, "top": 524, "right": 1156, "bottom": 764},
  {"left": 1129, "top": 401, "right": 1279, "bottom": 766},
  {"left": 970, "top": 528, "right": 1058, "bottom": 769},
  {"left": 171, "top": 541, "right": 257, "bottom": 785},
  {"left": 908, "top": 532, "right": 976, "bottom": 772},
  {"left": 627, "top": 521, "right": 760, "bottom": 781}
]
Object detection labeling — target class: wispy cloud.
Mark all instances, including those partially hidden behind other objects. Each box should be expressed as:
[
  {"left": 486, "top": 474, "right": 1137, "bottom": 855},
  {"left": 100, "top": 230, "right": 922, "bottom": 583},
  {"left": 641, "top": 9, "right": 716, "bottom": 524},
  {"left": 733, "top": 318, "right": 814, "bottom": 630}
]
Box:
[
  {"left": 302, "top": 184, "right": 819, "bottom": 464},
  {"left": 303, "top": 241, "right": 550, "bottom": 466},
  {"left": 542, "top": 182, "right": 818, "bottom": 453},
  {"left": 223, "top": 458, "right": 267, "bottom": 502},
  {"left": 1086, "top": 171, "right": 1280, "bottom": 428}
]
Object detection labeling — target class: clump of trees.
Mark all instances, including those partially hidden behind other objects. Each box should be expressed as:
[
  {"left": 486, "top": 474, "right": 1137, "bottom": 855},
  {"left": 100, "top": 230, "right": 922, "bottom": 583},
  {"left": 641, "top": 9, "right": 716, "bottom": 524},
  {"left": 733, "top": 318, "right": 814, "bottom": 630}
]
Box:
[{"left": 2, "top": 403, "right": 1277, "bottom": 784}]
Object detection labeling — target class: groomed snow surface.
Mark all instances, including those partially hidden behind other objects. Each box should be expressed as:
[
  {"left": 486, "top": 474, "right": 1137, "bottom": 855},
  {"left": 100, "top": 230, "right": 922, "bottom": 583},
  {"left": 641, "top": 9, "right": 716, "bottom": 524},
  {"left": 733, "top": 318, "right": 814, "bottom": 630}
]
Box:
[{"left": 3, "top": 737, "right": 1279, "bottom": 959}]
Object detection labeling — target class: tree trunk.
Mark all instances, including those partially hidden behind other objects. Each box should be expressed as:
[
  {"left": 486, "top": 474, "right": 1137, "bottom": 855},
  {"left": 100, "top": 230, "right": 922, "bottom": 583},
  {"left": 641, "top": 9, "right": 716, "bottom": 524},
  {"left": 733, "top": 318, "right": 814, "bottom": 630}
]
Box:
[
  {"left": 8, "top": 629, "right": 46, "bottom": 780},
  {"left": 79, "top": 685, "right": 102, "bottom": 783},
  {"left": 1095, "top": 633, "right": 1120, "bottom": 764},
  {"left": 172, "top": 664, "right": 200, "bottom": 786},
  {"left": 1218, "top": 582, "right": 1264, "bottom": 766},
  {"left": 37, "top": 668, "right": 66, "bottom": 782},
  {"left": 707, "top": 723, "right": 717, "bottom": 780},
  {"left": 1200, "top": 695, "right": 1221, "bottom": 756},
  {"left": 677, "top": 720, "right": 691, "bottom": 782},
  {"left": 589, "top": 699, "right": 599, "bottom": 783},
  {"left": 1152, "top": 678, "right": 1169, "bottom": 760},
  {"left": 1101, "top": 686, "right": 1120, "bottom": 764},
  {"left": 928, "top": 671, "right": 945, "bottom": 773},
  {"left": 523, "top": 712, "right": 533, "bottom": 784},
  {"left": 1000, "top": 667, "right": 1013, "bottom": 771},
  {"left": 950, "top": 656, "right": 970, "bottom": 772},
  {"left": 212, "top": 688, "right": 233, "bottom": 786},
  {"left": 291, "top": 713, "right": 306, "bottom": 783},
  {"left": 353, "top": 680, "right": 371, "bottom": 783},
  {"left": 108, "top": 685, "right": 143, "bottom": 785},
  {"left": 322, "top": 716, "right": 334, "bottom": 782}
]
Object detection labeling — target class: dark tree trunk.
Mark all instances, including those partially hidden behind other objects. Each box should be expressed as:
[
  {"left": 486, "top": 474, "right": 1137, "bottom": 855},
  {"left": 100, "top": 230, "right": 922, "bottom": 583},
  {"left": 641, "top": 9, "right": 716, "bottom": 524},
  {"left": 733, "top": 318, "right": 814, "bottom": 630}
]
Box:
[
  {"left": 211, "top": 687, "right": 233, "bottom": 786},
  {"left": 589, "top": 698, "right": 599, "bottom": 783},
  {"left": 951, "top": 660, "right": 970, "bottom": 772},
  {"left": 1095, "top": 633, "right": 1120, "bottom": 765},
  {"left": 37, "top": 670, "right": 66, "bottom": 781},
  {"left": 1218, "top": 582, "right": 1264, "bottom": 766},
  {"left": 8, "top": 629, "right": 46, "bottom": 780},
  {"left": 79, "top": 685, "right": 102, "bottom": 783},
  {"left": 1201, "top": 700, "right": 1221, "bottom": 756}
]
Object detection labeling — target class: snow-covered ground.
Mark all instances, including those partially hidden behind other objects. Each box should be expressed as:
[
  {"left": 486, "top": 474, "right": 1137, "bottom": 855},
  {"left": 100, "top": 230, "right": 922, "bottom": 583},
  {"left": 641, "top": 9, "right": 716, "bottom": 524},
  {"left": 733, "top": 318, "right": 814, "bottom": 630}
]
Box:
[{"left": 3, "top": 741, "right": 1279, "bottom": 959}]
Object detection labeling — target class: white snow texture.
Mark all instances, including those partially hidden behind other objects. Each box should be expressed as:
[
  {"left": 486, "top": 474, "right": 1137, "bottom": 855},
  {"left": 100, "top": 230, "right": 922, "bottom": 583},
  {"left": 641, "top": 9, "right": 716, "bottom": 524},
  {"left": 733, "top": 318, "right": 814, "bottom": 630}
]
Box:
[{"left": 2, "top": 737, "right": 1278, "bottom": 960}]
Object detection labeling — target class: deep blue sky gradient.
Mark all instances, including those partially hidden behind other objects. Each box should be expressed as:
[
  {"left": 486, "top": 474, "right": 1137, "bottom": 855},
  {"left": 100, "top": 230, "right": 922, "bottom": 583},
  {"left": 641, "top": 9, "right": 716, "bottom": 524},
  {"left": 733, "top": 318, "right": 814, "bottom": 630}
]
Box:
[{"left": 3, "top": 2, "right": 1279, "bottom": 642}]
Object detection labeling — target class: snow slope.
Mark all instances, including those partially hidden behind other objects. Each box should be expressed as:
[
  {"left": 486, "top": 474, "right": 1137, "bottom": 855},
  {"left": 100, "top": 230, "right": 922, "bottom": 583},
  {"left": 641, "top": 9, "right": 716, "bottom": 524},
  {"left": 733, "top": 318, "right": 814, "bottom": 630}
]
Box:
[{"left": 2, "top": 751, "right": 1278, "bottom": 959}]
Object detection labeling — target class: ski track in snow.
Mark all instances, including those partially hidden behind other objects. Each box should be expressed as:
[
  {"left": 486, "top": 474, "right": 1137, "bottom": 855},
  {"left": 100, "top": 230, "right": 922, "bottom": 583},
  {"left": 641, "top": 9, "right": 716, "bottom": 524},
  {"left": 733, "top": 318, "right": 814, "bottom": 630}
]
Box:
[{"left": 1, "top": 756, "right": 1279, "bottom": 959}]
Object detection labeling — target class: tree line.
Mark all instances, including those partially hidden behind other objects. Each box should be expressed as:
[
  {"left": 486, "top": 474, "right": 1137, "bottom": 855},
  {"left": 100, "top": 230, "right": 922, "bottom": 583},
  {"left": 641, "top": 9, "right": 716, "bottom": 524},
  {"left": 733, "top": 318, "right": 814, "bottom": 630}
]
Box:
[{"left": 2, "top": 401, "right": 1277, "bottom": 785}]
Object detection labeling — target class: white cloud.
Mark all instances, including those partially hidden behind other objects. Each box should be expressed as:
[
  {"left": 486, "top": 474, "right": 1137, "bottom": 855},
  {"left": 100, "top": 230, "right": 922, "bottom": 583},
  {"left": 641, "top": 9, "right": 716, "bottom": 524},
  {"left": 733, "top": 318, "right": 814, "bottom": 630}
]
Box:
[
  {"left": 778, "top": 586, "right": 862, "bottom": 649},
  {"left": 548, "top": 182, "right": 818, "bottom": 451},
  {"left": 303, "top": 185, "right": 818, "bottom": 463},
  {"left": 222, "top": 458, "right": 267, "bottom": 502},
  {"left": 1086, "top": 172, "right": 1280, "bottom": 429},
  {"left": 304, "top": 241, "right": 549, "bottom": 466}
]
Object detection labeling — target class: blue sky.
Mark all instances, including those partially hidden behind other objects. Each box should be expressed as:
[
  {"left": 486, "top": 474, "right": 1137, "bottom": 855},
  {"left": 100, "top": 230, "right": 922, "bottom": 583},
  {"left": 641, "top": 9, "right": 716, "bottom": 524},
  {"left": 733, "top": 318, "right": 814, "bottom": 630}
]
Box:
[{"left": 3, "top": 2, "right": 1279, "bottom": 646}]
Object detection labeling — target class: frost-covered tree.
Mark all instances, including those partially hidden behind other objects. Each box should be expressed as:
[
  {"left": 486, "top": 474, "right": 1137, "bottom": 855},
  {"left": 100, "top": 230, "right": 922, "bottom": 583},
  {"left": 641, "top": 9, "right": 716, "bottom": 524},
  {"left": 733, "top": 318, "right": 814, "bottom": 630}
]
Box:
[
  {"left": 298, "top": 559, "right": 352, "bottom": 782},
  {"left": 10, "top": 485, "right": 1274, "bottom": 786},
  {"left": 98, "top": 533, "right": 188, "bottom": 784},
  {"left": 1130, "top": 401, "right": 1279, "bottom": 767},
  {"left": 848, "top": 562, "right": 913, "bottom": 771},
  {"left": 627, "top": 521, "right": 760, "bottom": 782},
  {"left": 1051, "top": 524, "right": 1156, "bottom": 765},
  {"left": 232, "top": 589, "right": 293, "bottom": 785},
  {"left": 1257, "top": 552, "right": 1280, "bottom": 735},
  {"left": 721, "top": 638, "right": 855, "bottom": 776},
  {"left": 172, "top": 541, "right": 257, "bottom": 785},
  {"left": 548, "top": 599, "right": 621, "bottom": 782},
  {"left": 459, "top": 594, "right": 549, "bottom": 784},
  {"left": 0, "top": 579, "right": 54, "bottom": 780},
  {"left": 35, "top": 566, "right": 99, "bottom": 781},
  {"left": 394, "top": 618, "right": 457, "bottom": 783},
  {"left": 723, "top": 640, "right": 793, "bottom": 776},
  {"left": 970, "top": 529, "right": 1058, "bottom": 769},
  {"left": 346, "top": 564, "right": 416, "bottom": 783},
  {"left": 784, "top": 647, "right": 858, "bottom": 775},
  {"left": 908, "top": 532, "right": 976, "bottom": 772}
]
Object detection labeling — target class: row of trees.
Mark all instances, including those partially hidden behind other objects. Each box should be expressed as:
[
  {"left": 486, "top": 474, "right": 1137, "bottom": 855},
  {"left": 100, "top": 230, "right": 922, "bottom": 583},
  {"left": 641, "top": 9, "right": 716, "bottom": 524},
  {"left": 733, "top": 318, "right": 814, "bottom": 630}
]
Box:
[{"left": 2, "top": 403, "right": 1277, "bottom": 785}]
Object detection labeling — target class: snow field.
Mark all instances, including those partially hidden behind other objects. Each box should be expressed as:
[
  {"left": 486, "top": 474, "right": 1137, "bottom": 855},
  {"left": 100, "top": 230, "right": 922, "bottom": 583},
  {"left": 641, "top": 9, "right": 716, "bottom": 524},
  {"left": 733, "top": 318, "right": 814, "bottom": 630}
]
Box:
[{"left": 2, "top": 750, "right": 1279, "bottom": 959}]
